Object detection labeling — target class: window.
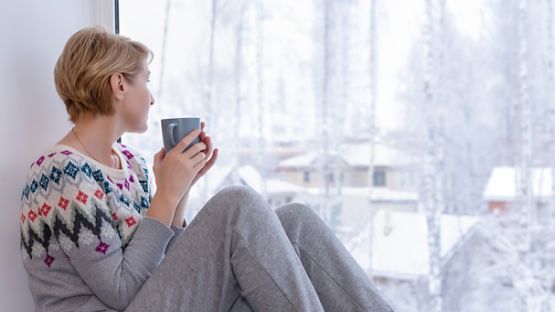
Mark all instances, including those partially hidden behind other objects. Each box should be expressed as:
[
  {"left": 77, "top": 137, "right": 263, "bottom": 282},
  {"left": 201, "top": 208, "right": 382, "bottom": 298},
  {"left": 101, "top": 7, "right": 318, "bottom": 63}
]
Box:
[
  {"left": 373, "top": 169, "right": 386, "bottom": 187},
  {"left": 303, "top": 171, "right": 311, "bottom": 183},
  {"left": 119, "top": 1, "right": 555, "bottom": 310}
]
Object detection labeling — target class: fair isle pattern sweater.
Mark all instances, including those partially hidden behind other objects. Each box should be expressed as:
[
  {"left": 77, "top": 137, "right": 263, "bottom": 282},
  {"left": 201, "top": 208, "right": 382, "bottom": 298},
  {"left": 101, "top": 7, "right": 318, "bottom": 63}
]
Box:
[{"left": 20, "top": 143, "right": 183, "bottom": 312}]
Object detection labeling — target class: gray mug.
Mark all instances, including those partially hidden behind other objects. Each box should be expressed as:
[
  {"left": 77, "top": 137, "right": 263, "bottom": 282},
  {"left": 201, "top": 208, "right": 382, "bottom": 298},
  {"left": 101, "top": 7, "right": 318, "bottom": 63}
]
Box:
[{"left": 161, "top": 117, "right": 201, "bottom": 153}]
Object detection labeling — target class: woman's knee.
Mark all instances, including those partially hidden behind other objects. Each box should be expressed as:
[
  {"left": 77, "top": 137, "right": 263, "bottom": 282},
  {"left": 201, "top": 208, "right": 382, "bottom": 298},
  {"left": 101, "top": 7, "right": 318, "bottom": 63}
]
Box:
[
  {"left": 213, "top": 185, "right": 263, "bottom": 205},
  {"left": 207, "top": 185, "right": 271, "bottom": 217},
  {"left": 276, "top": 202, "right": 319, "bottom": 229}
]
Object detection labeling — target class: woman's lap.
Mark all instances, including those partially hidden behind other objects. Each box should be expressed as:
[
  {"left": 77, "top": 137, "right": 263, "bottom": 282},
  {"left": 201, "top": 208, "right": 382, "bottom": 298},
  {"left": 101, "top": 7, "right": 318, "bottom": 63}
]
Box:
[{"left": 124, "top": 186, "right": 322, "bottom": 312}]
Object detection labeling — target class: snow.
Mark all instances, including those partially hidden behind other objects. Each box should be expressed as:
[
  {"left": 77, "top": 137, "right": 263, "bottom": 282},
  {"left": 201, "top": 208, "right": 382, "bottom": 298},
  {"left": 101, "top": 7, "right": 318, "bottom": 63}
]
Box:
[
  {"left": 353, "top": 210, "right": 478, "bottom": 281},
  {"left": 278, "top": 143, "right": 413, "bottom": 168},
  {"left": 307, "top": 186, "right": 418, "bottom": 202},
  {"left": 237, "top": 165, "right": 305, "bottom": 194},
  {"left": 483, "top": 167, "right": 553, "bottom": 201},
  {"left": 203, "top": 164, "right": 304, "bottom": 195},
  {"left": 206, "top": 165, "right": 419, "bottom": 202}
]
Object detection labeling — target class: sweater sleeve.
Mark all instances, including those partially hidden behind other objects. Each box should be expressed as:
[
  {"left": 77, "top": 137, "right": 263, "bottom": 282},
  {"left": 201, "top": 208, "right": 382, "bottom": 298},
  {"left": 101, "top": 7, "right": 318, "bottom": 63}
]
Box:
[
  {"left": 40, "top": 165, "right": 174, "bottom": 311},
  {"left": 166, "top": 217, "right": 188, "bottom": 253},
  {"left": 136, "top": 151, "right": 188, "bottom": 254}
]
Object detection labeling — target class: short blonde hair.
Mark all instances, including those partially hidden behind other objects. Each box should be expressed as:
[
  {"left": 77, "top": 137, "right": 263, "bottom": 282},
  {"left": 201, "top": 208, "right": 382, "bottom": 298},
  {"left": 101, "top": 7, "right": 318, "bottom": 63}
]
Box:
[{"left": 54, "top": 26, "right": 153, "bottom": 123}]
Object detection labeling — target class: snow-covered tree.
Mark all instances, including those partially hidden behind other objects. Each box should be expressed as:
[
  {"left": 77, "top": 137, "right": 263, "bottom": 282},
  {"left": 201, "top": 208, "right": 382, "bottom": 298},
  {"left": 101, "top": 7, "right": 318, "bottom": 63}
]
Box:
[{"left": 421, "top": 0, "right": 445, "bottom": 310}]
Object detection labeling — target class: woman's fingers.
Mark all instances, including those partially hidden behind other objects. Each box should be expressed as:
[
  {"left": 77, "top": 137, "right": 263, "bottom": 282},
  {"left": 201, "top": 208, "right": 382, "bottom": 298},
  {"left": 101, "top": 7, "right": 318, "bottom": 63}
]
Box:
[
  {"left": 183, "top": 142, "right": 207, "bottom": 159},
  {"left": 191, "top": 148, "right": 218, "bottom": 185},
  {"left": 188, "top": 122, "right": 217, "bottom": 181},
  {"left": 191, "top": 151, "right": 206, "bottom": 167},
  {"left": 197, "top": 148, "right": 218, "bottom": 176},
  {"left": 199, "top": 122, "right": 207, "bottom": 140},
  {"left": 203, "top": 136, "right": 213, "bottom": 158},
  {"left": 154, "top": 147, "right": 165, "bottom": 161},
  {"left": 170, "top": 129, "right": 202, "bottom": 155}
]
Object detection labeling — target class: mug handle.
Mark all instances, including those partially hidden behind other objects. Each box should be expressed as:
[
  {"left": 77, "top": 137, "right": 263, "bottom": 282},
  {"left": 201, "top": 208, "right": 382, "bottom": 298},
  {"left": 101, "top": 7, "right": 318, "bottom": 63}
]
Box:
[{"left": 168, "top": 123, "right": 177, "bottom": 148}]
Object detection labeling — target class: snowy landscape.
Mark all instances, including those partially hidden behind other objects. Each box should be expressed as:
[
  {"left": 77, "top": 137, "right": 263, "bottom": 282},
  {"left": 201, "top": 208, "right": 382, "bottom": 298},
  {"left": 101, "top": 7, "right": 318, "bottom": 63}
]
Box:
[{"left": 120, "top": 0, "right": 555, "bottom": 311}]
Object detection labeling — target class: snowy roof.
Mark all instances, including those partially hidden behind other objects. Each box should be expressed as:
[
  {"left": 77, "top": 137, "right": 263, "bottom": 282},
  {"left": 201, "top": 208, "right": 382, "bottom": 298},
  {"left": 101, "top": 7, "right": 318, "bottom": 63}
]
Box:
[
  {"left": 351, "top": 210, "right": 478, "bottom": 280},
  {"left": 278, "top": 143, "right": 413, "bottom": 168},
  {"left": 237, "top": 165, "right": 305, "bottom": 194},
  {"left": 306, "top": 187, "right": 418, "bottom": 202},
  {"left": 203, "top": 164, "right": 235, "bottom": 191},
  {"left": 483, "top": 167, "right": 552, "bottom": 201},
  {"left": 204, "top": 164, "right": 305, "bottom": 195},
  {"left": 202, "top": 166, "right": 418, "bottom": 202}
]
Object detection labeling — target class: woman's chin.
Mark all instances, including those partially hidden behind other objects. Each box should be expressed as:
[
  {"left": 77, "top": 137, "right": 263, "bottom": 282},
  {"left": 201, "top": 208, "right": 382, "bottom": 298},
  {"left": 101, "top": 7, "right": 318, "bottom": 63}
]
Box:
[
  {"left": 128, "top": 123, "right": 148, "bottom": 134},
  {"left": 138, "top": 124, "right": 148, "bottom": 133}
]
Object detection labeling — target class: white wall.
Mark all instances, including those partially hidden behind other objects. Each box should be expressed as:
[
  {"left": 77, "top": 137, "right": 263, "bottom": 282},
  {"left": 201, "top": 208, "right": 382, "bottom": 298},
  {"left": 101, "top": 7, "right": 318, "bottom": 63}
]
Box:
[{"left": 0, "top": 1, "right": 114, "bottom": 310}]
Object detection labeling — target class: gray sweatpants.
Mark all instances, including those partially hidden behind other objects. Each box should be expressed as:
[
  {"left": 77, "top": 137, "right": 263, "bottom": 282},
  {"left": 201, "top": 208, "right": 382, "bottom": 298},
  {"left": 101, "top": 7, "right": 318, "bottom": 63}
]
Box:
[{"left": 124, "top": 185, "right": 393, "bottom": 312}]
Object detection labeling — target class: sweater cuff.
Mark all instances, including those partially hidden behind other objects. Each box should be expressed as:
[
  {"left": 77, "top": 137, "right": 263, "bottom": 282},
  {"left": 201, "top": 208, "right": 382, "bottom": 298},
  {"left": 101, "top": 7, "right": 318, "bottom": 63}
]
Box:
[
  {"left": 172, "top": 218, "right": 187, "bottom": 229},
  {"left": 166, "top": 223, "right": 186, "bottom": 253},
  {"left": 135, "top": 217, "right": 175, "bottom": 249},
  {"left": 170, "top": 225, "right": 185, "bottom": 236}
]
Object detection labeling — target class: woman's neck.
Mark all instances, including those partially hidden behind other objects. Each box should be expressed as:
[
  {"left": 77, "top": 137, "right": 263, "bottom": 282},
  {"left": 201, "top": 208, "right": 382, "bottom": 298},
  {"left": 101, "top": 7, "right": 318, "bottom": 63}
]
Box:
[{"left": 58, "top": 115, "right": 124, "bottom": 169}]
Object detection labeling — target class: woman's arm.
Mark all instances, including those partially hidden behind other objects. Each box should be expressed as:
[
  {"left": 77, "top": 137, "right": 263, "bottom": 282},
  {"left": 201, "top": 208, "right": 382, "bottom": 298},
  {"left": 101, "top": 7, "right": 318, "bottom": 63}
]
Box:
[
  {"left": 146, "top": 192, "right": 179, "bottom": 227},
  {"left": 171, "top": 191, "right": 189, "bottom": 228}
]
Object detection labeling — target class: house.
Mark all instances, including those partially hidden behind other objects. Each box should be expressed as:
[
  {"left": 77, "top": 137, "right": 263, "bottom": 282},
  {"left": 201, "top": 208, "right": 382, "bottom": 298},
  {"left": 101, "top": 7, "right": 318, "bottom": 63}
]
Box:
[
  {"left": 275, "top": 142, "right": 420, "bottom": 219},
  {"left": 355, "top": 210, "right": 478, "bottom": 280},
  {"left": 292, "top": 186, "right": 419, "bottom": 236},
  {"left": 276, "top": 142, "right": 417, "bottom": 190},
  {"left": 483, "top": 167, "right": 554, "bottom": 223}
]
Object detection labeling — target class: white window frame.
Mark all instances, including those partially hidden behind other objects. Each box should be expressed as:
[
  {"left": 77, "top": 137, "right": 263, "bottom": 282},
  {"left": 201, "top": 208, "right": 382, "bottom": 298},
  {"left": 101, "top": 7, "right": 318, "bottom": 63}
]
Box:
[{"left": 90, "top": 0, "right": 116, "bottom": 33}]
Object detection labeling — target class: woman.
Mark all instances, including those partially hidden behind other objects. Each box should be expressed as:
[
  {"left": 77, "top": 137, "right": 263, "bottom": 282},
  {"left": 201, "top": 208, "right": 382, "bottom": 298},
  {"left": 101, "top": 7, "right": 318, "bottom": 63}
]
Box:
[{"left": 19, "top": 26, "right": 393, "bottom": 312}]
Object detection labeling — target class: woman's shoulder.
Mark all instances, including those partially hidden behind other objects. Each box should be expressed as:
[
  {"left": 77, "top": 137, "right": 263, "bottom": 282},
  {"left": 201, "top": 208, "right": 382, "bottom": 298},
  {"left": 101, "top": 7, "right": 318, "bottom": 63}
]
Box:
[
  {"left": 20, "top": 144, "right": 92, "bottom": 205},
  {"left": 25, "top": 144, "right": 82, "bottom": 175},
  {"left": 114, "top": 142, "right": 149, "bottom": 170},
  {"left": 20, "top": 143, "right": 151, "bottom": 199}
]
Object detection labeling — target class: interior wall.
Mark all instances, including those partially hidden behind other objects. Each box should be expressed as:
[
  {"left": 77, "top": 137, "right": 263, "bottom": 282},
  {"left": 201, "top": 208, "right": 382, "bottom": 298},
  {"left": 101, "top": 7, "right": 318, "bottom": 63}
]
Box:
[{"left": 0, "top": 1, "right": 114, "bottom": 309}]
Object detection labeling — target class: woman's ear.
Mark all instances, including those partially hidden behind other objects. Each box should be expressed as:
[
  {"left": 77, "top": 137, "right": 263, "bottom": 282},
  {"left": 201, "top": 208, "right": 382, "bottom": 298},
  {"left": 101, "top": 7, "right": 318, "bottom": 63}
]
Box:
[{"left": 110, "top": 73, "right": 126, "bottom": 101}]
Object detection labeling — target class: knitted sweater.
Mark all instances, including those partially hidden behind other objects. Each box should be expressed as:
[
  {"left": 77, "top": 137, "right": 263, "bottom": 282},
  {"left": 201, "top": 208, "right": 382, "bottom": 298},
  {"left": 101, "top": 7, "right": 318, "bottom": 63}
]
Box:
[{"left": 20, "top": 143, "right": 185, "bottom": 312}]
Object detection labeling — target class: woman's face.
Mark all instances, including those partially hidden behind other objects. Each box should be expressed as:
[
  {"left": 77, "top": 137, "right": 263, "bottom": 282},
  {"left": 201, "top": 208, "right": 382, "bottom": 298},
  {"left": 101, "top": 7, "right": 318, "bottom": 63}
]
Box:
[{"left": 120, "top": 59, "right": 155, "bottom": 133}]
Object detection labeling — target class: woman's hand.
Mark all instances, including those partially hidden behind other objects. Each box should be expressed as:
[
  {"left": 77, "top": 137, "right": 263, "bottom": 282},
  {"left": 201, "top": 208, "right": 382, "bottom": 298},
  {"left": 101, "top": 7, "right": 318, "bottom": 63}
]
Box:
[
  {"left": 190, "top": 121, "right": 218, "bottom": 186},
  {"left": 168, "top": 122, "right": 218, "bottom": 228},
  {"left": 152, "top": 129, "right": 207, "bottom": 207}
]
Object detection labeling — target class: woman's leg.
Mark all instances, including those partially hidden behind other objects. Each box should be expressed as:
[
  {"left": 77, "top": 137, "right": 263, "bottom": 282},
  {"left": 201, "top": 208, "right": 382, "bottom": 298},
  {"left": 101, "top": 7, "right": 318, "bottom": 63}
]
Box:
[
  {"left": 125, "top": 186, "right": 324, "bottom": 312},
  {"left": 275, "top": 203, "right": 394, "bottom": 312},
  {"left": 228, "top": 295, "right": 253, "bottom": 312}
]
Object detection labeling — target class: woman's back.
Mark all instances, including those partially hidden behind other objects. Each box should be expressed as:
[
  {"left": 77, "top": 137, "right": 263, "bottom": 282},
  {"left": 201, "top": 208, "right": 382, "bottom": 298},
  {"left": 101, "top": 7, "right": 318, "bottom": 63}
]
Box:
[{"left": 19, "top": 143, "right": 173, "bottom": 311}]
